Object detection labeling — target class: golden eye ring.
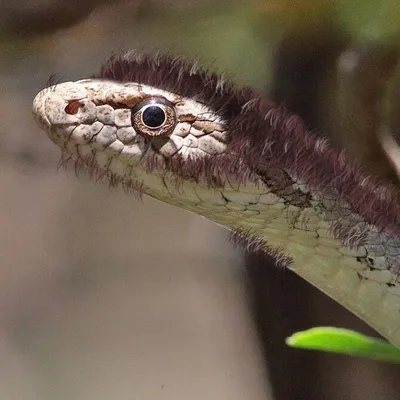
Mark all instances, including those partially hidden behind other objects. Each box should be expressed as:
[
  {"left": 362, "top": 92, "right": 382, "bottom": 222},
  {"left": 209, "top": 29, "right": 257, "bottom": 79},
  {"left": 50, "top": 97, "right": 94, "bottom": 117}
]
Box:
[{"left": 131, "top": 97, "right": 176, "bottom": 138}]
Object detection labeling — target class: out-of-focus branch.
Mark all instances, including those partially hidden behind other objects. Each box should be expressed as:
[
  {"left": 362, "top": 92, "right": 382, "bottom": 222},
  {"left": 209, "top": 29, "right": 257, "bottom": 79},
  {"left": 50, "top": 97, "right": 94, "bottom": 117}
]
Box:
[
  {"left": 334, "top": 44, "right": 399, "bottom": 180},
  {"left": 379, "top": 127, "right": 400, "bottom": 181}
]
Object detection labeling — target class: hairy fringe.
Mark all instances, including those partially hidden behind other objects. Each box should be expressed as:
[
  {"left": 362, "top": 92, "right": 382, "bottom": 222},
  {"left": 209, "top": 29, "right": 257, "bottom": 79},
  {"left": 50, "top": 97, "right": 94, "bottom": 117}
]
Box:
[
  {"left": 229, "top": 228, "right": 292, "bottom": 269},
  {"left": 45, "top": 74, "right": 63, "bottom": 91},
  {"left": 58, "top": 151, "right": 144, "bottom": 200},
  {"left": 94, "top": 50, "right": 400, "bottom": 246},
  {"left": 145, "top": 153, "right": 258, "bottom": 189}
]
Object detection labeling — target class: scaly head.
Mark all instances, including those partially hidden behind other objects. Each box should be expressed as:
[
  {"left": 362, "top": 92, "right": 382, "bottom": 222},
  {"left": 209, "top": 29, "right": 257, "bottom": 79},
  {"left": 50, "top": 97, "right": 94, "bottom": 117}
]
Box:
[{"left": 32, "top": 52, "right": 264, "bottom": 204}]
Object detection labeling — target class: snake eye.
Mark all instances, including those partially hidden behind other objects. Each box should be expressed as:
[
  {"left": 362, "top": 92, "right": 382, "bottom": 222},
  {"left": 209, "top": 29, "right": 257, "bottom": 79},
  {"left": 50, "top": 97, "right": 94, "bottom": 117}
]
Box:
[
  {"left": 142, "top": 105, "right": 166, "bottom": 128},
  {"left": 131, "top": 97, "right": 176, "bottom": 138}
]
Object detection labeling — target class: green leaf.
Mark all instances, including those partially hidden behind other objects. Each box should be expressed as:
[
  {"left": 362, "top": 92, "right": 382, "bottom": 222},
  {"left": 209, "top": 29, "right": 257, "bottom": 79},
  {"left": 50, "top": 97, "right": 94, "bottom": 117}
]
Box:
[{"left": 286, "top": 327, "right": 400, "bottom": 363}]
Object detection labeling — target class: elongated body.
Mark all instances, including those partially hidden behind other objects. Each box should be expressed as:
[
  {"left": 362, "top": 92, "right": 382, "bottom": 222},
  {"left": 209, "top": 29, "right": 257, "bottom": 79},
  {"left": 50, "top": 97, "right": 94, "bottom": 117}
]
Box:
[{"left": 33, "top": 51, "right": 400, "bottom": 347}]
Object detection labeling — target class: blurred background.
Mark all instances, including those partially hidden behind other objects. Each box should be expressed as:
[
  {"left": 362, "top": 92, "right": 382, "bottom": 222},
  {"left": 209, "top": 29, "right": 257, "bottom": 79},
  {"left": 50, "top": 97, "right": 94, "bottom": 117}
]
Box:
[{"left": 2, "top": 0, "right": 400, "bottom": 399}]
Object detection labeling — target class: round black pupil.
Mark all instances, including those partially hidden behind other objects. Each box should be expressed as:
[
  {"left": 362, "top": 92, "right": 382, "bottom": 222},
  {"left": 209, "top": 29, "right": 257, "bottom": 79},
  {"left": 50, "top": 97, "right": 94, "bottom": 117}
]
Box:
[{"left": 142, "top": 106, "right": 165, "bottom": 128}]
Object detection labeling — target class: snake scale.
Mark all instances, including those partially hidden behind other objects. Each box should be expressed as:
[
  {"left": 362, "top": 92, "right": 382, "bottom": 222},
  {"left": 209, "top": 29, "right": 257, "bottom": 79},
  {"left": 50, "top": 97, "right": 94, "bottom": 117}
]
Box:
[{"left": 32, "top": 51, "right": 400, "bottom": 347}]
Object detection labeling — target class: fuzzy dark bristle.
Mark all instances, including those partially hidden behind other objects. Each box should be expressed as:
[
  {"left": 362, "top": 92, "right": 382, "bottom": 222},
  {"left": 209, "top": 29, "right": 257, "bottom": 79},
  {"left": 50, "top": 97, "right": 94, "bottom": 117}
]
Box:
[
  {"left": 229, "top": 228, "right": 292, "bottom": 269},
  {"left": 58, "top": 151, "right": 144, "bottom": 200},
  {"left": 96, "top": 51, "right": 271, "bottom": 122},
  {"left": 227, "top": 102, "right": 400, "bottom": 240},
  {"left": 45, "top": 74, "right": 63, "bottom": 91},
  {"left": 96, "top": 51, "right": 400, "bottom": 245}
]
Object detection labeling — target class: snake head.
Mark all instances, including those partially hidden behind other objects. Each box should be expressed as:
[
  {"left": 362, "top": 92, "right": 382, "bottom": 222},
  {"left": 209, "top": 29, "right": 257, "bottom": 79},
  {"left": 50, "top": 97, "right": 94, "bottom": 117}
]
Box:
[
  {"left": 32, "top": 51, "right": 267, "bottom": 202},
  {"left": 32, "top": 75, "right": 243, "bottom": 201}
]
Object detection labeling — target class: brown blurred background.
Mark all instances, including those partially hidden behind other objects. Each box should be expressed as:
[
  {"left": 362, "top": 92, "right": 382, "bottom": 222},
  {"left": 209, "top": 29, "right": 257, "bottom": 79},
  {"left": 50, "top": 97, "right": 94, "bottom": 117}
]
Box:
[{"left": 2, "top": 1, "right": 400, "bottom": 399}]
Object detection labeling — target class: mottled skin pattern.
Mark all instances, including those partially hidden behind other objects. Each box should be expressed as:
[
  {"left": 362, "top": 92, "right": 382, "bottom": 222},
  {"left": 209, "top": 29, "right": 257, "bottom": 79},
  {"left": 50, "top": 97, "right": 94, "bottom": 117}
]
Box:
[{"left": 33, "top": 54, "right": 400, "bottom": 348}]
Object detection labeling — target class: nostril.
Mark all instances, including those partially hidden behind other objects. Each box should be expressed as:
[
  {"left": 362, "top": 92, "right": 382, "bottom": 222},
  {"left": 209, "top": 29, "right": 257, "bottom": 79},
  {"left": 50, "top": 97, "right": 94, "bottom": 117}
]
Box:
[{"left": 65, "top": 100, "right": 82, "bottom": 115}]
